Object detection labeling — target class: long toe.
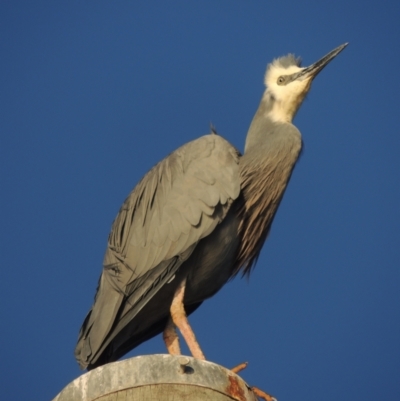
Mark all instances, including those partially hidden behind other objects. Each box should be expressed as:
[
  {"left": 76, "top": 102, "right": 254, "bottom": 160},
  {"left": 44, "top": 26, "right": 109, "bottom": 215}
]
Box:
[
  {"left": 251, "top": 386, "right": 277, "bottom": 401},
  {"left": 230, "top": 361, "right": 248, "bottom": 374}
]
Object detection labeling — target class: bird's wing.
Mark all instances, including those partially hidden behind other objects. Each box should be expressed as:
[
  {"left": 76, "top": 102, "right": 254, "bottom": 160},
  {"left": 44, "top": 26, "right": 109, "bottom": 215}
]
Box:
[{"left": 75, "top": 134, "right": 241, "bottom": 368}]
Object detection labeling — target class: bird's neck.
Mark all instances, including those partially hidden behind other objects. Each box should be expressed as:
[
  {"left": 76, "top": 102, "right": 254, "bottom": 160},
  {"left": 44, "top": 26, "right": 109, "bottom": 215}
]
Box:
[
  {"left": 244, "top": 99, "right": 275, "bottom": 153},
  {"left": 267, "top": 94, "right": 301, "bottom": 124},
  {"left": 254, "top": 89, "right": 308, "bottom": 126},
  {"left": 236, "top": 109, "right": 303, "bottom": 274}
]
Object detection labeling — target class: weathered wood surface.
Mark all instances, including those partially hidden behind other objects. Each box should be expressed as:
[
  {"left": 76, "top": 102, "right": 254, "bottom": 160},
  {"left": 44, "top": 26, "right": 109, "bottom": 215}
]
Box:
[{"left": 53, "top": 354, "right": 258, "bottom": 401}]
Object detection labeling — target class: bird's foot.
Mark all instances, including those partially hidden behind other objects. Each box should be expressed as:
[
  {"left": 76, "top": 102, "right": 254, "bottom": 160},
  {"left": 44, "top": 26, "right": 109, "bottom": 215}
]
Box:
[
  {"left": 230, "top": 362, "right": 276, "bottom": 401},
  {"left": 230, "top": 361, "right": 248, "bottom": 374}
]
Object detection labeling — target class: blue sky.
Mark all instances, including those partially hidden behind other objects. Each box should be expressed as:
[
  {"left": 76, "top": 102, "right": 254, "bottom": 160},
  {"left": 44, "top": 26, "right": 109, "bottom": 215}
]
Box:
[{"left": 1, "top": 1, "right": 399, "bottom": 400}]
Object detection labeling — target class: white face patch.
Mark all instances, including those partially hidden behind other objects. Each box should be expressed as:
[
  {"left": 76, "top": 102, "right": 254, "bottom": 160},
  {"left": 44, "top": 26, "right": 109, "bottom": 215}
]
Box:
[{"left": 263, "top": 64, "right": 312, "bottom": 123}]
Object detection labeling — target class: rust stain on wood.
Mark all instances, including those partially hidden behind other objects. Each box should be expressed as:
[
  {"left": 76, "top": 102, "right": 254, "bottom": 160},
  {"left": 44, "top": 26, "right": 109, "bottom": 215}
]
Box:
[{"left": 226, "top": 375, "right": 247, "bottom": 401}]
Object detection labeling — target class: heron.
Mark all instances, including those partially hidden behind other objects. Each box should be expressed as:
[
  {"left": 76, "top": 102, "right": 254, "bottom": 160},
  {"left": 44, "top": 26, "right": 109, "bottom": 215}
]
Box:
[{"left": 75, "top": 43, "right": 347, "bottom": 370}]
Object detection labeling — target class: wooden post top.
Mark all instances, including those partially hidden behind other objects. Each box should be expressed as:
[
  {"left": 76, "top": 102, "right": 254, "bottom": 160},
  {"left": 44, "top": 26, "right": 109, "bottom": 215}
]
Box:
[{"left": 53, "top": 354, "right": 258, "bottom": 401}]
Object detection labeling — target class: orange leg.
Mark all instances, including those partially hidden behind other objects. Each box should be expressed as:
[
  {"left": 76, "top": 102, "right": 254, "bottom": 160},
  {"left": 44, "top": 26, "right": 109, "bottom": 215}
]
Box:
[
  {"left": 170, "top": 278, "right": 205, "bottom": 360},
  {"left": 163, "top": 317, "right": 181, "bottom": 355}
]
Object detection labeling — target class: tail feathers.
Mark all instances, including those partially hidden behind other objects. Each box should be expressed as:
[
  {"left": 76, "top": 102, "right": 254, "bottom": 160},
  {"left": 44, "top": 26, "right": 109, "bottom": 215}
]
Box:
[
  {"left": 75, "top": 244, "right": 198, "bottom": 370},
  {"left": 75, "top": 273, "right": 125, "bottom": 369}
]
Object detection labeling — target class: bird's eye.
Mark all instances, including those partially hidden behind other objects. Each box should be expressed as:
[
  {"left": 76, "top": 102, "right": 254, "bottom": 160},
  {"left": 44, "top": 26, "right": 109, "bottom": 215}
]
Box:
[{"left": 277, "top": 76, "right": 285, "bottom": 85}]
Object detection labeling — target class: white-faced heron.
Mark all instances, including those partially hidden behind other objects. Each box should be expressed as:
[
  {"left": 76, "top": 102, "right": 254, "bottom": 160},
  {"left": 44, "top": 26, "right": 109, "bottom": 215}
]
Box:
[{"left": 75, "top": 43, "right": 347, "bottom": 370}]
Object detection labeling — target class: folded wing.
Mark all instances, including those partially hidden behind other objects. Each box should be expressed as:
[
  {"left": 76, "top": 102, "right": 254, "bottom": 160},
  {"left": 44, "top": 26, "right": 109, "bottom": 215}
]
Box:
[{"left": 75, "top": 134, "right": 241, "bottom": 368}]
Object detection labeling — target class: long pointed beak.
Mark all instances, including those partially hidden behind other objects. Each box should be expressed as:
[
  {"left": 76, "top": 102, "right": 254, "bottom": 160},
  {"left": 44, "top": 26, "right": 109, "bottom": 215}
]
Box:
[{"left": 296, "top": 43, "right": 348, "bottom": 81}]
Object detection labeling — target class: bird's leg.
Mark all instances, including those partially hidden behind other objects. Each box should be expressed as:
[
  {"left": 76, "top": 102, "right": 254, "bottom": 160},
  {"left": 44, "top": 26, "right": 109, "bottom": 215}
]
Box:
[
  {"left": 163, "top": 317, "right": 181, "bottom": 355},
  {"left": 170, "top": 278, "right": 205, "bottom": 360}
]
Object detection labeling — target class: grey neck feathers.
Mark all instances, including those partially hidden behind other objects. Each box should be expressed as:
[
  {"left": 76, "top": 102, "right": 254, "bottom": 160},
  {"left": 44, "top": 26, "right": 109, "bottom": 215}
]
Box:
[
  {"left": 236, "top": 99, "right": 303, "bottom": 275},
  {"left": 244, "top": 95, "right": 275, "bottom": 154}
]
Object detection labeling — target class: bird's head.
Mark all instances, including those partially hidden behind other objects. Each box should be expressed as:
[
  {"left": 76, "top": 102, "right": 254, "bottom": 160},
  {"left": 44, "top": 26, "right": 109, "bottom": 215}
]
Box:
[{"left": 263, "top": 43, "right": 348, "bottom": 123}]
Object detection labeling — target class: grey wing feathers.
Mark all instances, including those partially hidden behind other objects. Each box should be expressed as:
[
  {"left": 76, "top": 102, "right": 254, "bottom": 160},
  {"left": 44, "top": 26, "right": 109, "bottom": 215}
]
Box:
[{"left": 75, "top": 134, "right": 240, "bottom": 368}]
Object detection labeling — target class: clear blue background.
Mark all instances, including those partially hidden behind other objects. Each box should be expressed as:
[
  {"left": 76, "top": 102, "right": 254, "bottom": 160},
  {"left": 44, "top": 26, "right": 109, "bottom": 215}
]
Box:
[{"left": 1, "top": 1, "right": 399, "bottom": 400}]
